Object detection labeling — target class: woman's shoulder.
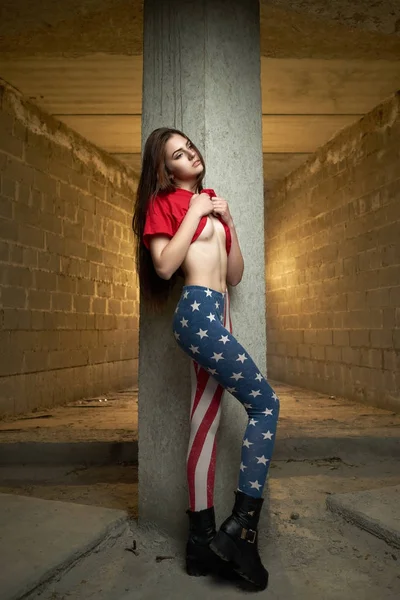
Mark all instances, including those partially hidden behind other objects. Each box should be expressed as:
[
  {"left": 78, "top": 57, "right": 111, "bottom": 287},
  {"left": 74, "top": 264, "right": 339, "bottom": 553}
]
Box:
[
  {"left": 148, "top": 189, "right": 186, "bottom": 220},
  {"left": 157, "top": 188, "right": 192, "bottom": 208},
  {"left": 149, "top": 190, "right": 173, "bottom": 210},
  {"left": 153, "top": 188, "right": 186, "bottom": 202}
]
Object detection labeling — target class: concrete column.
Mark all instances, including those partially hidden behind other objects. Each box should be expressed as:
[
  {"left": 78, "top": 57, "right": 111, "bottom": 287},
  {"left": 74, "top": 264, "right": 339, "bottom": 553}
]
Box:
[{"left": 139, "top": 0, "right": 266, "bottom": 538}]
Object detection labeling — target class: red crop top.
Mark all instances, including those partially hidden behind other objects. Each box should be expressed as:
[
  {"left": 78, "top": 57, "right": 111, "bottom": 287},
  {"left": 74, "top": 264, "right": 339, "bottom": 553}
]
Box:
[{"left": 143, "top": 188, "right": 232, "bottom": 255}]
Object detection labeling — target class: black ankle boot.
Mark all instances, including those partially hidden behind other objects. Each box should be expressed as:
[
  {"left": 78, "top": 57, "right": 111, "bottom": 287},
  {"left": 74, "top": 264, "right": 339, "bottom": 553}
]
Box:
[
  {"left": 186, "top": 506, "right": 218, "bottom": 576},
  {"left": 209, "top": 491, "right": 269, "bottom": 590}
]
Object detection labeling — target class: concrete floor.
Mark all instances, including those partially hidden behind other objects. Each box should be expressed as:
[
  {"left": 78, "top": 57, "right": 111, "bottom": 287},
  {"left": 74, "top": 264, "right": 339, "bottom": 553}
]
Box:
[
  {"left": 0, "top": 383, "right": 399, "bottom": 599},
  {"left": 0, "top": 389, "right": 138, "bottom": 444}
]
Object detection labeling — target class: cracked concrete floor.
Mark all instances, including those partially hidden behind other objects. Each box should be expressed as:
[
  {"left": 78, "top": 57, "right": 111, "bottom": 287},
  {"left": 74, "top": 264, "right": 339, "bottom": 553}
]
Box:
[
  {"left": 20, "top": 455, "right": 400, "bottom": 600},
  {"left": 1, "top": 383, "right": 399, "bottom": 598}
]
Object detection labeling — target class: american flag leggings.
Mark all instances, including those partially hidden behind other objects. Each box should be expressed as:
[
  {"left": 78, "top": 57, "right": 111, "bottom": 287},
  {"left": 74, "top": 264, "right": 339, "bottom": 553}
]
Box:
[{"left": 173, "top": 285, "right": 280, "bottom": 511}]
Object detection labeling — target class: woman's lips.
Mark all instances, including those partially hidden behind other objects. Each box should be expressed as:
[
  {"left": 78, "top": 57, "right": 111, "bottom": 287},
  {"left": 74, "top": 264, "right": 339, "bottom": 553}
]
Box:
[{"left": 193, "top": 159, "right": 201, "bottom": 167}]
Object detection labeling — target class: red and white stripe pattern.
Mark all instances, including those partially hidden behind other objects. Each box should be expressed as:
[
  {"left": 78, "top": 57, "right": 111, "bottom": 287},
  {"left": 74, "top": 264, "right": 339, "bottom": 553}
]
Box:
[{"left": 186, "top": 290, "right": 232, "bottom": 511}]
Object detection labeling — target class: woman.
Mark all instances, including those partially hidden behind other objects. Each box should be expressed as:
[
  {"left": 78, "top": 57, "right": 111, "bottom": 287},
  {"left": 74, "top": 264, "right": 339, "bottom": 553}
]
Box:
[{"left": 132, "top": 127, "right": 279, "bottom": 591}]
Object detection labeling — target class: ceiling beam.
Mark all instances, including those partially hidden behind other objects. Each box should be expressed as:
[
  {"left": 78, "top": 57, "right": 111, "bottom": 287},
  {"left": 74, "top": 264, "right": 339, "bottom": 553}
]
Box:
[
  {"left": 1, "top": 57, "right": 399, "bottom": 116},
  {"left": 57, "top": 114, "right": 361, "bottom": 154}
]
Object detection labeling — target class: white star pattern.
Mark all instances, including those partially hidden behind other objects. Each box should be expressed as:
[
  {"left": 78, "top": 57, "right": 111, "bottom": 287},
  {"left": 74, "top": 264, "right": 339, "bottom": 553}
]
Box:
[
  {"left": 174, "top": 285, "right": 277, "bottom": 498},
  {"left": 196, "top": 328, "right": 208, "bottom": 339},
  {"left": 243, "top": 438, "right": 253, "bottom": 448},
  {"left": 263, "top": 408, "right": 273, "bottom": 417},
  {"left": 172, "top": 291, "right": 277, "bottom": 501},
  {"left": 231, "top": 372, "right": 244, "bottom": 381},
  {"left": 249, "top": 480, "right": 262, "bottom": 491},
  {"left": 236, "top": 353, "right": 247, "bottom": 363}
]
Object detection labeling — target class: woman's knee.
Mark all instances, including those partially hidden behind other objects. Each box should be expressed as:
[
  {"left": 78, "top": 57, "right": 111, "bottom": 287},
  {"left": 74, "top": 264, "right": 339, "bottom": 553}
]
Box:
[{"left": 244, "top": 393, "right": 279, "bottom": 419}]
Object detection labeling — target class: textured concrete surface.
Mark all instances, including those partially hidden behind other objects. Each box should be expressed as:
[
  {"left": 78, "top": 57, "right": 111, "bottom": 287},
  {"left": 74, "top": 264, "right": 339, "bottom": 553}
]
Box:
[
  {"left": 7, "top": 460, "right": 400, "bottom": 600},
  {"left": 1, "top": 0, "right": 400, "bottom": 58},
  {"left": 139, "top": 0, "right": 267, "bottom": 539},
  {"left": 0, "top": 80, "right": 138, "bottom": 418},
  {"left": 1, "top": 0, "right": 400, "bottom": 189},
  {"left": 266, "top": 91, "right": 400, "bottom": 413},
  {"left": 0, "top": 441, "right": 138, "bottom": 465},
  {"left": 259, "top": 2, "right": 400, "bottom": 59},
  {"left": 0, "top": 382, "right": 399, "bottom": 598},
  {"left": 1, "top": 381, "right": 399, "bottom": 464},
  {"left": 0, "top": 390, "right": 138, "bottom": 443},
  {"left": 267, "top": 0, "right": 400, "bottom": 35},
  {"left": 327, "top": 485, "right": 400, "bottom": 549},
  {"left": 1, "top": 0, "right": 400, "bottom": 193},
  {"left": 0, "top": 493, "right": 127, "bottom": 600}
]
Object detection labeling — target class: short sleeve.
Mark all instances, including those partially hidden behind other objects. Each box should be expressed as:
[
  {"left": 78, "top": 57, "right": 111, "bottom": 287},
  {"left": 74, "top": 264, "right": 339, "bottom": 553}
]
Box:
[{"left": 143, "top": 196, "right": 175, "bottom": 249}]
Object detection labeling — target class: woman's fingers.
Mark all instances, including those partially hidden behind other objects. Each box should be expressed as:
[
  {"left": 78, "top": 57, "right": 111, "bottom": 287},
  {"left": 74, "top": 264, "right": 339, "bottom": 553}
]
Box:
[{"left": 211, "top": 200, "right": 227, "bottom": 210}]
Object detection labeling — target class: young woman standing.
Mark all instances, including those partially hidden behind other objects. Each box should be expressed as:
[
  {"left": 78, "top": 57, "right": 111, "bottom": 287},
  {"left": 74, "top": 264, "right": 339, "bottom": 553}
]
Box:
[{"left": 132, "top": 127, "right": 279, "bottom": 591}]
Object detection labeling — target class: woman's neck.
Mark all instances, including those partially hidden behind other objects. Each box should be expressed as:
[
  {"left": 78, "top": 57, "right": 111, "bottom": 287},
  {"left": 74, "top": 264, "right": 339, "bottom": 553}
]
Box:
[{"left": 175, "top": 181, "right": 198, "bottom": 193}]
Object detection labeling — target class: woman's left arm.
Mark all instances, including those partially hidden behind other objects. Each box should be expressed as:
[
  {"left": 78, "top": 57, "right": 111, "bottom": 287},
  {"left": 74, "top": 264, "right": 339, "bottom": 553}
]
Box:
[
  {"left": 211, "top": 196, "right": 244, "bottom": 286},
  {"left": 226, "top": 221, "right": 244, "bottom": 286}
]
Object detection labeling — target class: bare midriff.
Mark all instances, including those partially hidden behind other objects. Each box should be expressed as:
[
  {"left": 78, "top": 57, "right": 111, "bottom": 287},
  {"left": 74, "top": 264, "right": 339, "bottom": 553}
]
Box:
[{"left": 181, "top": 215, "right": 228, "bottom": 293}]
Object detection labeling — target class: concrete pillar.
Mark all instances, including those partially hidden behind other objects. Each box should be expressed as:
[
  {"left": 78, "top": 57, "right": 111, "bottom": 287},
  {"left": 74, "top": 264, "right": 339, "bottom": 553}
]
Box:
[{"left": 139, "top": 0, "right": 266, "bottom": 538}]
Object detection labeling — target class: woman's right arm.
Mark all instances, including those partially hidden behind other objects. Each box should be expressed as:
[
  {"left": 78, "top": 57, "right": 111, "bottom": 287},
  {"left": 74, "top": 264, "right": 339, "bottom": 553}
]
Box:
[{"left": 149, "top": 193, "right": 213, "bottom": 280}]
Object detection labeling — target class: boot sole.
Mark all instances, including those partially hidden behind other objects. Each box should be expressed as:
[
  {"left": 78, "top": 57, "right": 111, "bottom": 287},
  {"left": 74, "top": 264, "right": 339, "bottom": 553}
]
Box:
[
  {"left": 210, "top": 531, "right": 268, "bottom": 590},
  {"left": 186, "top": 556, "right": 210, "bottom": 577}
]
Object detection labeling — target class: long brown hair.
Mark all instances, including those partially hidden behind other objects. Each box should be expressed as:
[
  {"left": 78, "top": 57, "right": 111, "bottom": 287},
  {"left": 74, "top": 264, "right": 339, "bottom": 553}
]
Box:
[{"left": 132, "top": 127, "right": 206, "bottom": 311}]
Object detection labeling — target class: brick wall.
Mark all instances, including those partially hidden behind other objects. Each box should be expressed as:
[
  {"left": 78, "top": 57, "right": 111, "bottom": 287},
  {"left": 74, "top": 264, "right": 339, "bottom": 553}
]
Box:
[
  {"left": 0, "top": 79, "right": 139, "bottom": 417},
  {"left": 266, "top": 91, "right": 400, "bottom": 412}
]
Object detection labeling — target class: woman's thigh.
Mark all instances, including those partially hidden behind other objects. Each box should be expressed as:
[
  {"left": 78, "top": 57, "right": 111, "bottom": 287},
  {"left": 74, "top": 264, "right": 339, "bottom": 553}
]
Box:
[{"left": 173, "top": 306, "right": 277, "bottom": 410}]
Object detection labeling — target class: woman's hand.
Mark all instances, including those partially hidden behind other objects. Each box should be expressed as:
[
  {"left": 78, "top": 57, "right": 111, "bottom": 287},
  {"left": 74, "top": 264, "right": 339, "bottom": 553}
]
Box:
[
  {"left": 211, "top": 196, "right": 234, "bottom": 227},
  {"left": 189, "top": 192, "right": 215, "bottom": 218}
]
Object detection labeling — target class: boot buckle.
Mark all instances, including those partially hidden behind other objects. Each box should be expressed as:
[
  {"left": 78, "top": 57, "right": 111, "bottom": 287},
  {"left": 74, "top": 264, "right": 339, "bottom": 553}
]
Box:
[{"left": 241, "top": 527, "right": 257, "bottom": 544}]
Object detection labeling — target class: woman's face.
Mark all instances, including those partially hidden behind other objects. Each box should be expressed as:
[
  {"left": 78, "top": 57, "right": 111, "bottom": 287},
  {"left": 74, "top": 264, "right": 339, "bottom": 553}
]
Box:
[{"left": 164, "top": 134, "right": 204, "bottom": 187}]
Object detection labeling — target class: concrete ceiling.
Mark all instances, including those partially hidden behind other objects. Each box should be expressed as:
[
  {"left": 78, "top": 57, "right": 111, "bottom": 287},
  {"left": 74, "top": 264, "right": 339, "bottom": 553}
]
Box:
[
  {"left": 264, "top": 1, "right": 400, "bottom": 36},
  {"left": 0, "top": 0, "right": 399, "bottom": 187}
]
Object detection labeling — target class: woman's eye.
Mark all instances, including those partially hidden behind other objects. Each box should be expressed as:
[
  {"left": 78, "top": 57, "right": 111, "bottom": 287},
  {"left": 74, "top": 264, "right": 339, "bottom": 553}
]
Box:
[{"left": 175, "top": 153, "right": 183, "bottom": 159}]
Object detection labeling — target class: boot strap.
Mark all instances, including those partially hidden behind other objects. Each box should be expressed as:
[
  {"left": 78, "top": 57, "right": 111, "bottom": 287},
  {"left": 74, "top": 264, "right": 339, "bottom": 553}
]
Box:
[{"left": 240, "top": 527, "right": 257, "bottom": 544}]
